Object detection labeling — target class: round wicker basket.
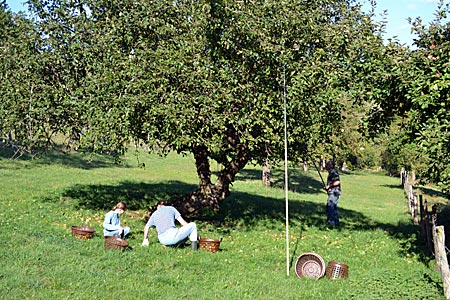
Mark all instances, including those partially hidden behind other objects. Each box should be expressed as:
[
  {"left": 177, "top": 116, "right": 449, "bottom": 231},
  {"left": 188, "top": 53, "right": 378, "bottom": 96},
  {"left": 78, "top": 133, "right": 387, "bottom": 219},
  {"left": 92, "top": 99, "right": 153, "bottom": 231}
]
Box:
[
  {"left": 104, "top": 236, "right": 129, "bottom": 251},
  {"left": 325, "top": 261, "right": 349, "bottom": 280},
  {"left": 294, "top": 252, "right": 326, "bottom": 279},
  {"left": 199, "top": 238, "right": 222, "bottom": 253},
  {"left": 71, "top": 226, "right": 95, "bottom": 240}
]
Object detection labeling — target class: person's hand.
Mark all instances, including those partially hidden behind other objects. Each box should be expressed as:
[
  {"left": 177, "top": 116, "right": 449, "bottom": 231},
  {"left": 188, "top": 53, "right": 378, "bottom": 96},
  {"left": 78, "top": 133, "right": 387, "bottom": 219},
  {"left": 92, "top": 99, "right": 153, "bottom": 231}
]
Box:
[{"left": 142, "top": 238, "right": 149, "bottom": 246}]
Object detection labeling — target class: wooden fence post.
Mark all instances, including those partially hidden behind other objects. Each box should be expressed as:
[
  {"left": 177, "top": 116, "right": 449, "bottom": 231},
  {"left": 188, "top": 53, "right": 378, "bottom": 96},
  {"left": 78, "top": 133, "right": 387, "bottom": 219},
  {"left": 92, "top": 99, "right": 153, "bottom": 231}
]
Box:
[
  {"left": 402, "top": 170, "right": 450, "bottom": 299},
  {"left": 413, "top": 193, "right": 418, "bottom": 225},
  {"left": 408, "top": 184, "right": 414, "bottom": 216},
  {"left": 433, "top": 226, "right": 450, "bottom": 299},
  {"left": 419, "top": 195, "right": 425, "bottom": 235},
  {"left": 424, "top": 200, "right": 433, "bottom": 252},
  {"left": 401, "top": 167, "right": 406, "bottom": 186}
]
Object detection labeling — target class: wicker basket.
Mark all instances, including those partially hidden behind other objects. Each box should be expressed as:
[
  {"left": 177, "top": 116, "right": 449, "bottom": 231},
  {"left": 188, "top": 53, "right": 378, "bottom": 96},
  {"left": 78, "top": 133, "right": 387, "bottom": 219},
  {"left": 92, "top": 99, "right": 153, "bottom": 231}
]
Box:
[
  {"left": 325, "top": 261, "right": 348, "bottom": 280},
  {"left": 71, "top": 226, "right": 95, "bottom": 240},
  {"left": 104, "top": 236, "right": 129, "bottom": 251},
  {"left": 294, "top": 252, "right": 326, "bottom": 279},
  {"left": 199, "top": 238, "right": 222, "bottom": 253}
]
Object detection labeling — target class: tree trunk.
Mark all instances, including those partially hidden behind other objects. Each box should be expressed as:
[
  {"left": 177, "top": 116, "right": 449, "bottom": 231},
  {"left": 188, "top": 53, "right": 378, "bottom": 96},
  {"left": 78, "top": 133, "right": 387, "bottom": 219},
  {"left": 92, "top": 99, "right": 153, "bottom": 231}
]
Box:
[
  {"left": 158, "top": 143, "right": 251, "bottom": 217},
  {"left": 262, "top": 159, "right": 271, "bottom": 187},
  {"left": 302, "top": 160, "right": 308, "bottom": 172}
]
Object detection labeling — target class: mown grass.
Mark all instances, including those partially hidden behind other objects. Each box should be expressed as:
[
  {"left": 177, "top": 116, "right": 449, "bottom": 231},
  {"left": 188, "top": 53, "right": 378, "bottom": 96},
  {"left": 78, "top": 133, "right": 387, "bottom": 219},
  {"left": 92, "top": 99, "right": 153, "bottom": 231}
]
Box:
[{"left": 0, "top": 150, "right": 446, "bottom": 299}]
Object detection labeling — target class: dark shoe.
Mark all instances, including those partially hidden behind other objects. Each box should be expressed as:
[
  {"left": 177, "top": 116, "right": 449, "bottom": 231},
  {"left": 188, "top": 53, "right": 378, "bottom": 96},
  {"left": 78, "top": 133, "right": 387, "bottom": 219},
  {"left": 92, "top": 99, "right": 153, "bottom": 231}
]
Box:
[{"left": 191, "top": 241, "right": 198, "bottom": 251}]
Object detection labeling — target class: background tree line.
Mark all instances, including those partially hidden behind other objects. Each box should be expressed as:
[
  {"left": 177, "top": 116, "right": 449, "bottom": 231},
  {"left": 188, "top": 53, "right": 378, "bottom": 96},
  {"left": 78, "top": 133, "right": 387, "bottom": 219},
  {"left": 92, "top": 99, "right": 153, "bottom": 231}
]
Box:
[{"left": 1, "top": 0, "right": 449, "bottom": 214}]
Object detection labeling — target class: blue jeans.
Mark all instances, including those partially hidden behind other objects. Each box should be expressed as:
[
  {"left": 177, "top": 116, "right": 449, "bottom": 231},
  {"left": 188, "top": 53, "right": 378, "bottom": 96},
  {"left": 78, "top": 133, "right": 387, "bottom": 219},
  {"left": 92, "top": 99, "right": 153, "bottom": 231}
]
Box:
[
  {"left": 326, "top": 193, "right": 340, "bottom": 225},
  {"left": 158, "top": 222, "right": 198, "bottom": 246},
  {"left": 104, "top": 226, "right": 130, "bottom": 239}
]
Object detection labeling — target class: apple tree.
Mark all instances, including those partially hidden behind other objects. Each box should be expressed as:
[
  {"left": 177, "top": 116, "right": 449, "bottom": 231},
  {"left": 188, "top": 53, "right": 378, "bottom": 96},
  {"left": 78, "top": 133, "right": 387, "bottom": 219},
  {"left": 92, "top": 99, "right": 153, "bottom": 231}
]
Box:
[{"left": 4, "top": 0, "right": 387, "bottom": 214}]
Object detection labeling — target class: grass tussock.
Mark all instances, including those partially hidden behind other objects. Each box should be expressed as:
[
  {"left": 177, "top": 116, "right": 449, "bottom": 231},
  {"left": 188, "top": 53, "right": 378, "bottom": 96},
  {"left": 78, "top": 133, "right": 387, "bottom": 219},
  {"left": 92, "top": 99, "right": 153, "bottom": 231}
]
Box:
[{"left": 0, "top": 150, "right": 446, "bottom": 299}]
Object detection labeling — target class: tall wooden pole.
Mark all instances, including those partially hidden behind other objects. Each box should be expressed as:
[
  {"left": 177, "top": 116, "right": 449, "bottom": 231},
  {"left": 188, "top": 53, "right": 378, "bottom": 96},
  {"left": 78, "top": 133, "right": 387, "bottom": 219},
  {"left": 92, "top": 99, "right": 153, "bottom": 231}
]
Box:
[{"left": 283, "top": 64, "right": 289, "bottom": 276}]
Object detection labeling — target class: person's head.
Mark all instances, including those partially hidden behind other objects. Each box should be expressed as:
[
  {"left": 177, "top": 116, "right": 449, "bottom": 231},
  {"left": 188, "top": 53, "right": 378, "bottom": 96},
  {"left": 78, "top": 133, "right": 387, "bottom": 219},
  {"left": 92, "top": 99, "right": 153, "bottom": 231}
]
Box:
[
  {"left": 156, "top": 201, "right": 166, "bottom": 209},
  {"left": 112, "top": 201, "right": 127, "bottom": 214},
  {"left": 325, "top": 160, "right": 335, "bottom": 171}
]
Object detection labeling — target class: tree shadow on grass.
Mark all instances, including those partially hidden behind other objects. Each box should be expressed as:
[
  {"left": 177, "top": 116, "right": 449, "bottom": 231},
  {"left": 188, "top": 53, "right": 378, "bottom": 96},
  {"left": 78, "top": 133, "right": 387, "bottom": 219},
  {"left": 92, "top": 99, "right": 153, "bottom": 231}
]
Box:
[
  {"left": 42, "top": 176, "right": 371, "bottom": 231},
  {"left": 417, "top": 186, "right": 450, "bottom": 200},
  {"left": 43, "top": 180, "right": 197, "bottom": 211},
  {"left": 0, "top": 145, "right": 131, "bottom": 170},
  {"left": 35, "top": 151, "right": 125, "bottom": 170},
  {"left": 42, "top": 173, "right": 430, "bottom": 267},
  {"left": 236, "top": 168, "right": 325, "bottom": 195},
  {"left": 214, "top": 192, "right": 431, "bottom": 269}
]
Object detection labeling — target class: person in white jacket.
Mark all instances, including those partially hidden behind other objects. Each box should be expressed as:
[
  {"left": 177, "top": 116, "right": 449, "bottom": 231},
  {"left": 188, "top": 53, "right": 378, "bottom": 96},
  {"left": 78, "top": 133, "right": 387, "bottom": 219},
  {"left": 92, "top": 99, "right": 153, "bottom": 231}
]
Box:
[{"left": 103, "top": 201, "right": 130, "bottom": 239}]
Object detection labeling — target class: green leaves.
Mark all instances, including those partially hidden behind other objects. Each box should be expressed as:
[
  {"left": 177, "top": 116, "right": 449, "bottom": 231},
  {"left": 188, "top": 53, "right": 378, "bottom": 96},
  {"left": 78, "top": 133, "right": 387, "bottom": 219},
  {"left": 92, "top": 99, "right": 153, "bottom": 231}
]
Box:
[
  {"left": 364, "top": 1, "right": 450, "bottom": 191},
  {"left": 3, "top": 0, "right": 388, "bottom": 172}
]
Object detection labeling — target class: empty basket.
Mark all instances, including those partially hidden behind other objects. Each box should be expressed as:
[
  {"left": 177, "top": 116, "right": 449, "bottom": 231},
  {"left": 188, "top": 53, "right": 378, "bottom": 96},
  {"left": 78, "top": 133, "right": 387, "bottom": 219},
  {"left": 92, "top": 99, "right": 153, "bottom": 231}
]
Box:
[
  {"left": 71, "top": 226, "right": 95, "bottom": 240},
  {"left": 294, "top": 252, "right": 326, "bottom": 279},
  {"left": 326, "top": 261, "right": 349, "bottom": 280}
]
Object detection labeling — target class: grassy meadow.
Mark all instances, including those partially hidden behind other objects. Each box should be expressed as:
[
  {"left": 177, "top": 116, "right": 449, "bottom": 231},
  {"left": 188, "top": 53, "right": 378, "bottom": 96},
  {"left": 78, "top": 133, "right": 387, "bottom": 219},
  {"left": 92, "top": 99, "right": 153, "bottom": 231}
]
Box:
[{"left": 0, "top": 150, "right": 446, "bottom": 299}]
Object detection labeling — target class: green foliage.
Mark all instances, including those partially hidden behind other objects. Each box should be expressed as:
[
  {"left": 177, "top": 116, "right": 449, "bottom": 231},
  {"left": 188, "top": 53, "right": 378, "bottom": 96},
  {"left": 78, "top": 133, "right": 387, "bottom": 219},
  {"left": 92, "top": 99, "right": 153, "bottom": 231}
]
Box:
[
  {"left": 1, "top": 0, "right": 399, "bottom": 212},
  {"left": 401, "top": 1, "right": 450, "bottom": 190},
  {"left": 0, "top": 4, "right": 51, "bottom": 154},
  {"left": 360, "top": 1, "right": 450, "bottom": 191},
  {"left": 380, "top": 117, "right": 429, "bottom": 177},
  {"left": 2, "top": 0, "right": 387, "bottom": 165}
]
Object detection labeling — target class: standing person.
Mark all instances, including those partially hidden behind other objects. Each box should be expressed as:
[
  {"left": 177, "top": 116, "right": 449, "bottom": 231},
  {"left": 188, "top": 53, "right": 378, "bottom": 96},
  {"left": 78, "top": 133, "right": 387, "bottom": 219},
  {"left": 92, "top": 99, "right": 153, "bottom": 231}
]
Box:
[
  {"left": 324, "top": 160, "right": 342, "bottom": 227},
  {"left": 142, "top": 201, "right": 199, "bottom": 251},
  {"left": 103, "top": 201, "right": 130, "bottom": 239}
]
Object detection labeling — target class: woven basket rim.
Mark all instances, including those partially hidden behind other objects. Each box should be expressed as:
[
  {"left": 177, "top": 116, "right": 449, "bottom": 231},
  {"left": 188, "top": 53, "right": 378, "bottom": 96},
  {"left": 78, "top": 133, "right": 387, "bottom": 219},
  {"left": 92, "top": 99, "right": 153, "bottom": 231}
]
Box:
[
  {"left": 199, "top": 238, "right": 222, "bottom": 243},
  {"left": 104, "top": 236, "right": 129, "bottom": 247},
  {"left": 327, "top": 261, "right": 349, "bottom": 268},
  {"left": 294, "top": 252, "right": 326, "bottom": 279},
  {"left": 71, "top": 226, "right": 96, "bottom": 233}
]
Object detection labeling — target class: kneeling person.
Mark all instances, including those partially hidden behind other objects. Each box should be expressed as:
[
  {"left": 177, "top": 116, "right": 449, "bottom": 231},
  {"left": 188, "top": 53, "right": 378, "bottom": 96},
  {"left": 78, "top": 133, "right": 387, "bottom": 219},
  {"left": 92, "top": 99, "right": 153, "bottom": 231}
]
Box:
[{"left": 142, "top": 201, "right": 198, "bottom": 250}]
